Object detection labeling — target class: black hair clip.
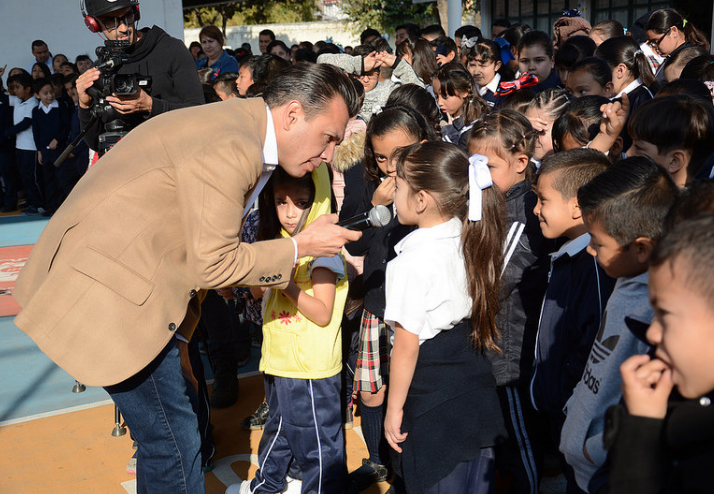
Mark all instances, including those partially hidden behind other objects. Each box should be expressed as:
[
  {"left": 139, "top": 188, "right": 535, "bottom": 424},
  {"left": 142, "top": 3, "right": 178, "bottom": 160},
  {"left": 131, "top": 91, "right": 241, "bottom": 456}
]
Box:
[{"left": 561, "top": 9, "right": 582, "bottom": 17}]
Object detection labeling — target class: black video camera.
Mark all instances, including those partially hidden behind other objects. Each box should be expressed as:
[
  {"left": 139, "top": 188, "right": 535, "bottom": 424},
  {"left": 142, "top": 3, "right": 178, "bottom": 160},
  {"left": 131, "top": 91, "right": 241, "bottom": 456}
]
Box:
[{"left": 86, "top": 40, "right": 152, "bottom": 154}]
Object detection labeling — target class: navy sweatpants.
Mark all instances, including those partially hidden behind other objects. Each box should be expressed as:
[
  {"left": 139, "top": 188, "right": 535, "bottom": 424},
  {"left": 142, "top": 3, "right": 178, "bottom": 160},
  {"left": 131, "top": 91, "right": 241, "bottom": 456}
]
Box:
[{"left": 250, "top": 374, "right": 346, "bottom": 494}]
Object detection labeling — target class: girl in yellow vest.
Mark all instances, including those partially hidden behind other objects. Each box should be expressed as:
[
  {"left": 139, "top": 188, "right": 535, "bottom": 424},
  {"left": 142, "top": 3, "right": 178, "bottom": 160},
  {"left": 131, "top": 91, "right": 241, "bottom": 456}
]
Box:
[{"left": 241, "top": 163, "right": 349, "bottom": 494}]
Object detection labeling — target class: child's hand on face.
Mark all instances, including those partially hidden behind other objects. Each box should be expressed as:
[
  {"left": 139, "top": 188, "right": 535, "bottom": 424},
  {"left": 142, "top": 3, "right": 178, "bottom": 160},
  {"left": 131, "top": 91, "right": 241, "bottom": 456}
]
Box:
[
  {"left": 527, "top": 115, "right": 549, "bottom": 134},
  {"left": 48, "top": 138, "right": 58, "bottom": 150},
  {"left": 620, "top": 353, "right": 673, "bottom": 419},
  {"left": 363, "top": 52, "right": 383, "bottom": 73},
  {"left": 375, "top": 52, "right": 397, "bottom": 68},
  {"left": 599, "top": 92, "right": 630, "bottom": 139},
  {"left": 371, "top": 175, "right": 396, "bottom": 207},
  {"left": 384, "top": 406, "right": 408, "bottom": 453}
]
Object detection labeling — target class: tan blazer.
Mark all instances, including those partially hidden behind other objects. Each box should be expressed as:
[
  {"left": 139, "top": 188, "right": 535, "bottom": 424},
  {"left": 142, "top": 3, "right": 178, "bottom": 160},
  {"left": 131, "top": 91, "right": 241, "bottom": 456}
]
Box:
[{"left": 13, "top": 98, "right": 295, "bottom": 386}]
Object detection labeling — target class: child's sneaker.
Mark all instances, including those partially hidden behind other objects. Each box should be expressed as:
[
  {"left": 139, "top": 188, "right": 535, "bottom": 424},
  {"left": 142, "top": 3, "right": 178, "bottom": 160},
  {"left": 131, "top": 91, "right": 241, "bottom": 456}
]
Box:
[
  {"left": 240, "top": 400, "right": 269, "bottom": 430},
  {"left": 348, "top": 458, "right": 389, "bottom": 491}
]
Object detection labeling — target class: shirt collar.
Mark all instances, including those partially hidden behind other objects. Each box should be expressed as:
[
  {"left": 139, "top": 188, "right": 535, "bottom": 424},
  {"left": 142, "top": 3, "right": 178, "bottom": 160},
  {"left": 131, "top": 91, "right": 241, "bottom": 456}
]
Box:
[
  {"left": 614, "top": 78, "right": 642, "bottom": 99},
  {"left": 551, "top": 232, "right": 590, "bottom": 261},
  {"left": 479, "top": 73, "right": 501, "bottom": 96},
  {"left": 40, "top": 100, "right": 59, "bottom": 114},
  {"left": 394, "top": 217, "right": 462, "bottom": 256},
  {"left": 263, "top": 104, "right": 278, "bottom": 171}
]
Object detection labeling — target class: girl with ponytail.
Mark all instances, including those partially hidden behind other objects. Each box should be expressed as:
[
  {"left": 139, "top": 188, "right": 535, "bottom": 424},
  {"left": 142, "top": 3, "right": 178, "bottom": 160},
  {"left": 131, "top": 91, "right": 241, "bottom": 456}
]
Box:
[{"left": 645, "top": 8, "right": 710, "bottom": 82}]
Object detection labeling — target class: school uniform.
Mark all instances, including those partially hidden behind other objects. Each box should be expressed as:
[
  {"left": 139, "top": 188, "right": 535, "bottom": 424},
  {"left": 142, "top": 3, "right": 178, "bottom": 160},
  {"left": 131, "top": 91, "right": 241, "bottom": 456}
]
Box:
[
  {"left": 32, "top": 101, "right": 70, "bottom": 212},
  {"left": 384, "top": 218, "right": 506, "bottom": 494},
  {"left": 0, "top": 93, "right": 19, "bottom": 210},
  {"left": 478, "top": 73, "right": 501, "bottom": 108},
  {"left": 531, "top": 70, "right": 562, "bottom": 94},
  {"left": 654, "top": 41, "right": 693, "bottom": 83},
  {"left": 529, "top": 234, "right": 616, "bottom": 427},
  {"left": 441, "top": 115, "right": 475, "bottom": 149},
  {"left": 11, "top": 96, "right": 42, "bottom": 210}
]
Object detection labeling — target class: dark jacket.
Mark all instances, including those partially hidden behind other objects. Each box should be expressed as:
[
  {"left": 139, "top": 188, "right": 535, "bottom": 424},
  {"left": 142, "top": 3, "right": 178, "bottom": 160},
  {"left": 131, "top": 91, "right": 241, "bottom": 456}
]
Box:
[
  {"left": 341, "top": 161, "right": 413, "bottom": 319},
  {"left": 530, "top": 236, "right": 616, "bottom": 415},
  {"left": 488, "top": 179, "right": 553, "bottom": 387},
  {"left": 79, "top": 25, "right": 204, "bottom": 149},
  {"left": 0, "top": 93, "right": 15, "bottom": 153},
  {"left": 32, "top": 105, "right": 70, "bottom": 166},
  {"left": 605, "top": 391, "right": 714, "bottom": 494}
]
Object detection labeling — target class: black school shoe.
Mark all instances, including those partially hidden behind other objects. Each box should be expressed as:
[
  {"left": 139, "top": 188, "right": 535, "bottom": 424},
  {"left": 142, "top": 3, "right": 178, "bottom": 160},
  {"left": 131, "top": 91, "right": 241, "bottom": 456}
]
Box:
[
  {"left": 209, "top": 375, "right": 238, "bottom": 408},
  {"left": 240, "top": 400, "right": 269, "bottom": 430},
  {"left": 348, "top": 458, "right": 390, "bottom": 492}
]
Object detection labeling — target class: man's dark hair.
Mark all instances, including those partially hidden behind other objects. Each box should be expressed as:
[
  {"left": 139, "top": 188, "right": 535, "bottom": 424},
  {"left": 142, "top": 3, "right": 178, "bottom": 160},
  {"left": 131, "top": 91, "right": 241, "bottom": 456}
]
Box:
[
  {"left": 539, "top": 148, "right": 610, "bottom": 200},
  {"left": 31, "top": 39, "right": 47, "bottom": 50},
  {"left": 32, "top": 77, "right": 52, "bottom": 94},
  {"left": 8, "top": 73, "right": 33, "bottom": 89},
  {"left": 75, "top": 54, "right": 91, "bottom": 63},
  {"left": 422, "top": 24, "right": 446, "bottom": 38},
  {"left": 493, "top": 18, "right": 512, "bottom": 29},
  {"left": 650, "top": 212, "right": 714, "bottom": 306},
  {"left": 263, "top": 63, "right": 359, "bottom": 119},
  {"left": 396, "top": 23, "right": 421, "bottom": 38},
  {"left": 259, "top": 29, "right": 276, "bottom": 40},
  {"left": 578, "top": 156, "right": 679, "bottom": 246},
  {"left": 360, "top": 28, "right": 381, "bottom": 45}
]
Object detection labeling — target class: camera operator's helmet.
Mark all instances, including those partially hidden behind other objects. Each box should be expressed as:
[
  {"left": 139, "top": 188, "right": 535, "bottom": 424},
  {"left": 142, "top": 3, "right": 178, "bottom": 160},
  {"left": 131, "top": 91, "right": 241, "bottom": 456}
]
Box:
[{"left": 81, "top": 0, "right": 140, "bottom": 33}]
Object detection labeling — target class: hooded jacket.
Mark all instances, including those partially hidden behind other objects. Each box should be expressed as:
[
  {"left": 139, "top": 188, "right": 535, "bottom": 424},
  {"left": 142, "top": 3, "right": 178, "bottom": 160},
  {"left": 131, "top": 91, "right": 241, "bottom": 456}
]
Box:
[{"left": 79, "top": 25, "right": 204, "bottom": 149}]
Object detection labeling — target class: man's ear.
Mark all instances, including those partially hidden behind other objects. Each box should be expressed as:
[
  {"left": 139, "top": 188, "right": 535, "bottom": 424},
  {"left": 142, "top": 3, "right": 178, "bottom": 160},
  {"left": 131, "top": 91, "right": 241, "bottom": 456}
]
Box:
[
  {"left": 281, "top": 100, "right": 304, "bottom": 130},
  {"left": 633, "top": 237, "right": 655, "bottom": 264}
]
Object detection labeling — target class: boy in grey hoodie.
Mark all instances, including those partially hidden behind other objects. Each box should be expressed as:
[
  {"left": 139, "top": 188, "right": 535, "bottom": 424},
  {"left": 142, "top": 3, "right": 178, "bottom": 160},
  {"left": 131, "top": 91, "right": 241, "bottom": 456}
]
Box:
[{"left": 559, "top": 157, "right": 679, "bottom": 493}]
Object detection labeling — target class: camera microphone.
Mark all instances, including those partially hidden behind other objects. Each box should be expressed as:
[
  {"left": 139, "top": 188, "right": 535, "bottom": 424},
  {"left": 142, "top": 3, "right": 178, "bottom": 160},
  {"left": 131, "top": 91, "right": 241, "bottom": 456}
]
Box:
[{"left": 338, "top": 205, "right": 392, "bottom": 231}]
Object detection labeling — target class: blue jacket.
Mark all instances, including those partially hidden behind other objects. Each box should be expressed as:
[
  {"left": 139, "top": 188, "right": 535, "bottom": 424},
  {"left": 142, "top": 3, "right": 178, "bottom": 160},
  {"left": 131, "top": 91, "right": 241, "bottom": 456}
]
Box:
[{"left": 530, "top": 234, "right": 616, "bottom": 414}]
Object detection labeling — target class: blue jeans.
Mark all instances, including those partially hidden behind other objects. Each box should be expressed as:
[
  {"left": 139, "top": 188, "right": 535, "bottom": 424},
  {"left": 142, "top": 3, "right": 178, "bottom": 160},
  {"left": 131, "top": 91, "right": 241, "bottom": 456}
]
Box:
[{"left": 105, "top": 339, "right": 204, "bottom": 494}]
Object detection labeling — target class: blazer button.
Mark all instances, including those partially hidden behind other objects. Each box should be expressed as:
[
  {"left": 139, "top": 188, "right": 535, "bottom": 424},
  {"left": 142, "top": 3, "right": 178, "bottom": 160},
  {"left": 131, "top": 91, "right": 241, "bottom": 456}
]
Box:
[
  {"left": 259, "top": 276, "right": 265, "bottom": 283},
  {"left": 189, "top": 289, "right": 197, "bottom": 298},
  {"left": 168, "top": 322, "right": 177, "bottom": 331},
  {"left": 277, "top": 274, "right": 282, "bottom": 280},
  {"left": 272, "top": 276, "right": 278, "bottom": 281}
]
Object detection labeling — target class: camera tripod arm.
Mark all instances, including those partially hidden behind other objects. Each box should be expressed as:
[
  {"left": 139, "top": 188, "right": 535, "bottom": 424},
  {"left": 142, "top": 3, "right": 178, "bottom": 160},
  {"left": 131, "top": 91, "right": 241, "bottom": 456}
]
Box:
[{"left": 54, "top": 114, "right": 98, "bottom": 169}]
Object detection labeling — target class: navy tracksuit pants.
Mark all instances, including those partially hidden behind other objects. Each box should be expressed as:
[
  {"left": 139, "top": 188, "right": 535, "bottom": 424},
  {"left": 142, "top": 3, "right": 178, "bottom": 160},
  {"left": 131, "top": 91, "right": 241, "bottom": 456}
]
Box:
[{"left": 250, "top": 374, "right": 346, "bottom": 494}]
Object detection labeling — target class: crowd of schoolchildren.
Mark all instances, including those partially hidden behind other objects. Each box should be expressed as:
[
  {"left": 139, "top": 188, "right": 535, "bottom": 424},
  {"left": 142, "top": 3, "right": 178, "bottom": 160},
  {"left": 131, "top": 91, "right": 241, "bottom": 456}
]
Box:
[{"left": 4, "top": 6, "right": 714, "bottom": 494}]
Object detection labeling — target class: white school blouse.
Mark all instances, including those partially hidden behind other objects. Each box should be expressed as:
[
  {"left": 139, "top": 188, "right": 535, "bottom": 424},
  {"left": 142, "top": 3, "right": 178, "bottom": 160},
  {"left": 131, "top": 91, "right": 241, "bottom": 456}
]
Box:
[{"left": 384, "top": 217, "right": 472, "bottom": 345}]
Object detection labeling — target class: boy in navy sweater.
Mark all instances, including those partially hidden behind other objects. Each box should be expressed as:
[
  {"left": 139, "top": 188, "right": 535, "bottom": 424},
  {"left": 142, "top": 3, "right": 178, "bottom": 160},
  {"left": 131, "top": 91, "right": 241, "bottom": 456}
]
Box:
[
  {"left": 560, "top": 157, "right": 679, "bottom": 493},
  {"left": 530, "top": 149, "right": 616, "bottom": 493},
  {"left": 32, "top": 78, "right": 69, "bottom": 215}
]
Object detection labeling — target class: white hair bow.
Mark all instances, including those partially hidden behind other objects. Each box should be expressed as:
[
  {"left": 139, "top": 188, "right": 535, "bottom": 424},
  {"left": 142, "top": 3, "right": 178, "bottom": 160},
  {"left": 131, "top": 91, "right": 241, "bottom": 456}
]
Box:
[
  {"left": 461, "top": 36, "right": 479, "bottom": 49},
  {"left": 468, "top": 153, "right": 493, "bottom": 222}
]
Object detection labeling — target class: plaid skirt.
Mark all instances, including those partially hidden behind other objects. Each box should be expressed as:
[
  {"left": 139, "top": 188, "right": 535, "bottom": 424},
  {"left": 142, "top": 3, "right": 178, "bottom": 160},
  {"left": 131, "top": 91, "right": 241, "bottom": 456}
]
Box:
[{"left": 353, "top": 308, "right": 391, "bottom": 393}]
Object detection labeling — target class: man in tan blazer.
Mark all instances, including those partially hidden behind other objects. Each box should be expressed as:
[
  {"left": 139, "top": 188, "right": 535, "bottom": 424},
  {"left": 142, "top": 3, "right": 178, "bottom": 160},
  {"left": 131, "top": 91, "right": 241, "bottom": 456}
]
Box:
[{"left": 12, "top": 63, "right": 361, "bottom": 494}]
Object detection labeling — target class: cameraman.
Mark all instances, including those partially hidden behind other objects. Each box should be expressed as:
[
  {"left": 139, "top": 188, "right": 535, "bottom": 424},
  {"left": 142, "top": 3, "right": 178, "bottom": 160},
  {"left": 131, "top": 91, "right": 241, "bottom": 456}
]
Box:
[{"left": 76, "top": 0, "right": 204, "bottom": 150}]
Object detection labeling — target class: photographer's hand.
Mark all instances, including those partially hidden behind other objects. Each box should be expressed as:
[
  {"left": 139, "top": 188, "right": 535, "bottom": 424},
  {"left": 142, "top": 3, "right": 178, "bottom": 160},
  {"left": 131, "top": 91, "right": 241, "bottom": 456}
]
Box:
[
  {"left": 106, "top": 88, "right": 153, "bottom": 115},
  {"left": 76, "top": 68, "right": 101, "bottom": 109}
]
